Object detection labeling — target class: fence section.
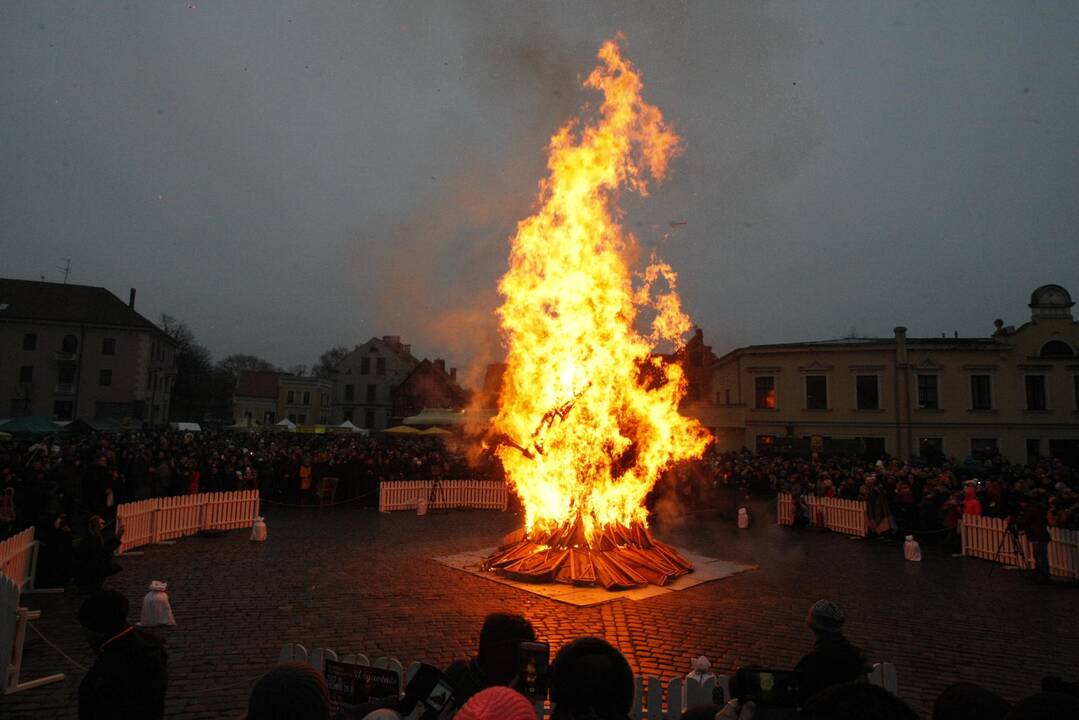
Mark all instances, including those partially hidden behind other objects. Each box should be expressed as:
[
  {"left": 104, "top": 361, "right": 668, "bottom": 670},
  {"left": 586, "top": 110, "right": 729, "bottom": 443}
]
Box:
[
  {"left": 379, "top": 480, "right": 508, "bottom": 513},
  {"left": 776, "top": 494, "right": 867, "bottom": 537},
  {"left": 0, "top": 528, "right": 36, "bottom": 590},
  {"left": 115, "top": 490, "right": 261, "bottom": 553},
  {"left": 960, "top": 515, "right": 1079, "bottom": 579}
]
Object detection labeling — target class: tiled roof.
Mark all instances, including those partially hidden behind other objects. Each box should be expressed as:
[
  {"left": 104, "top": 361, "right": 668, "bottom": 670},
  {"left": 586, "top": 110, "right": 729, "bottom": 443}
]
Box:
[{"left": 0, "top": 278, "right": 167, "bottom": 337}]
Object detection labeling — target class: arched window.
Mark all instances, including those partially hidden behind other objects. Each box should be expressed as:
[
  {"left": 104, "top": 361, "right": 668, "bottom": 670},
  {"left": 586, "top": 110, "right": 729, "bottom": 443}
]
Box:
[
  {"left": 61, "top": 334, "right": 78, "bottom": 353},
  {"left": 1040, "top": 340, "right": 1075, "bottom": 358}
]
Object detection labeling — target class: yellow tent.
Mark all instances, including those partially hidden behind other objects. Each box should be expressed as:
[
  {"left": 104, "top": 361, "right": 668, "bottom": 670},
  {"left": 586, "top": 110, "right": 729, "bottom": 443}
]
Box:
[
  {"left": 418, "top": 426, "right": 452, "bottom": 436},
  {"left": 383, "top": 425, "right": 422, "bottom": 435}
]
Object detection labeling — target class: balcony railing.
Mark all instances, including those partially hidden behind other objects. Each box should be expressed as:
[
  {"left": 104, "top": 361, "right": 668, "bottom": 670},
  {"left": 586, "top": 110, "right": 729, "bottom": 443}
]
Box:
[{"left": 55, "top": 383, "right": 75, "bottom": 395}]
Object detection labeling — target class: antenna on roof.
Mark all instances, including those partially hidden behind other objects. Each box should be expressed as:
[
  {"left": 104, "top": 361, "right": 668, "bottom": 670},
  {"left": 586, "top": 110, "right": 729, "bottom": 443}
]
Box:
[{"left": 55, "top": 258, "right": 71, "bottom": 283}]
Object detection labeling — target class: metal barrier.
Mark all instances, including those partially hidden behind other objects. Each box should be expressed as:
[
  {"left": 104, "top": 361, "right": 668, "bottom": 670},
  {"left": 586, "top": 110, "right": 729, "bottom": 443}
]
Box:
[{"left": 378, "top": 480, "right": 508, "bottom": 513}]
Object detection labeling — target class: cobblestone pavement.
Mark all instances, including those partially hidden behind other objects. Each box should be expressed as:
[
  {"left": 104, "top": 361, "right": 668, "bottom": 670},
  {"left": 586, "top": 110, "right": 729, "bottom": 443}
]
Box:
[{"left": 3, "top": 500, "right": 1077, "bottom": 719}]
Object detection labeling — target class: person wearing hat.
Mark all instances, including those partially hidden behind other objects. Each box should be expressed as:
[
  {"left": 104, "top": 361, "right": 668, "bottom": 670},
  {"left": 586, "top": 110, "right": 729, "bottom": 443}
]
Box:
[
  {"left": 1016, "top": 489, "right": 1052, "bottom": 583},
  {"left": 77, "top": 590, "right": 168, "bottom": 719},
  {"left": 794, "top": 600, "right": 868, "bottom": 703},
  {"left": 549, "top": 637, "right": 635, "bottom": 720}
]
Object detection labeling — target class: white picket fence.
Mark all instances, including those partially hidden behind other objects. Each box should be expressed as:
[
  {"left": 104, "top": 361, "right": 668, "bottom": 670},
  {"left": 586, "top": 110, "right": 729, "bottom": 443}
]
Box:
[
  {"left": 116, "top": 490, "right": 261, "bottom": 553},
  {"left": 960, "top": 515, "right": 1079, "bottom": 580},
  {"left": 776, "top": 493, "right": 867, "bottom": 537},
  {"left": 0, "top": 560, "right": 64, "bottom": 695},
  {"left": 0, "top": 528, "right": 37, "bottom": 591},
  {"left": 279, "top": 644, "right": 897, "bottom": 718},
  {"left": 378, "top": 480, "right": 508, "bottom": 513}
]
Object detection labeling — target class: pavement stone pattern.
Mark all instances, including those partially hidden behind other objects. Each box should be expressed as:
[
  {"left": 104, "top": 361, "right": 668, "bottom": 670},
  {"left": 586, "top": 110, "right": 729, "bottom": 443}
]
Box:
[{"left": 3, "top": 500, "right": 1077, "bottom": 719}]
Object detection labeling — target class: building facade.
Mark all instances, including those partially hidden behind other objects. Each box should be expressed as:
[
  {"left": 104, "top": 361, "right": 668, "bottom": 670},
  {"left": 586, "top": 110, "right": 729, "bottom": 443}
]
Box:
[
  {"left": 331, "top": 336, "right": 419, "bottom": 430},
  {"left": 232, "top": 370, "right": 279, "bottom": 427},
  {"left": 697, "top": 285, "right": 1079, "bottom": 464},
  {"left": 278, "top": 374, "right": 333, "bottom": 425},
  {"left": 391, "top": 358, "right": 469, "bottom": 421},
  {"left": 0, "top": 279, "right": 177, "bottom": 424}
]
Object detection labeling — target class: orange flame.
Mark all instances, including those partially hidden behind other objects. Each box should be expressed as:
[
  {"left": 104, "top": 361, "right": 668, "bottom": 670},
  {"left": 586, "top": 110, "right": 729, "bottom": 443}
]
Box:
[{"left": 492, "top": 37, "right": 709, "bottom": 543}]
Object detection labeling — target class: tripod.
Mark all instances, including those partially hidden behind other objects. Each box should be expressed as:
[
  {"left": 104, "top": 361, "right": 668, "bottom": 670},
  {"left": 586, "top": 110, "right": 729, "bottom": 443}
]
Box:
[{"left": 989, "top": 521, "right": 1028, "bottom": 577}]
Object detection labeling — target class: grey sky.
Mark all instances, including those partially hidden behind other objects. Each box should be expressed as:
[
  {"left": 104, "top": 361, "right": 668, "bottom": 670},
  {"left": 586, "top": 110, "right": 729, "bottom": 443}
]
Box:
[{"left": 3, "top": 2, "right": 1077, "bottom": 385}]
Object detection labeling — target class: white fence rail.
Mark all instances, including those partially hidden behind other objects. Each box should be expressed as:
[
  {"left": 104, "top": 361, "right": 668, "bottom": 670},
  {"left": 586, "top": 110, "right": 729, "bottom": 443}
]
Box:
[
  {"left": 776, "top": 493, "right": 867, "bottom": 537},
  {"left": 960, "top": 515, "right": 1079, "bottom": 580},
  {"left": 379, "top": 480, "right": 508, "bottom": 513},
  {"left": 0, "top": 528, "right": 37, "bottom": 591},
  {"left": 0, "top": 571, "right": 64, "bottom": 695},
  {"left": 279, "top": 645, "right": 896, "bottom": 718},
  {"left": 116, "top": 490, "right": 261, "bottom": 553}
]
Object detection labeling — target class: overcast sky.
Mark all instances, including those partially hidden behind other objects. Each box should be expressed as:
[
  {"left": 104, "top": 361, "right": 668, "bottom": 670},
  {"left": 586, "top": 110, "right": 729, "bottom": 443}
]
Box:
[{"left": 3, "top": 2, "right": 1077, "bottom": 385}]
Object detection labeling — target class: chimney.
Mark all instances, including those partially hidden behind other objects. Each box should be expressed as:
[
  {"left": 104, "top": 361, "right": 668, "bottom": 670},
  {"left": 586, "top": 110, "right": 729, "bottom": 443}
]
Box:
[
  {"left": 434, "top": 358, "right": 446, "bottom": 374},
  {"left": 128, "top": 288, "right": 136, "bottom": 309},
  {"left": 450, "top": 367, "right": 457, "bottom": 381},
  {"left": 894, "top": 326, "right": 907, "bottom": 364}
]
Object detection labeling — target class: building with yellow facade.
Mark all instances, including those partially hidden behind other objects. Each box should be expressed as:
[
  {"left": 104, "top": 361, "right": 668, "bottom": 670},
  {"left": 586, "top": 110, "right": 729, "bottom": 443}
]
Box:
[{"left": 695, "top": 285, "right": 1079, "bottom": 464}]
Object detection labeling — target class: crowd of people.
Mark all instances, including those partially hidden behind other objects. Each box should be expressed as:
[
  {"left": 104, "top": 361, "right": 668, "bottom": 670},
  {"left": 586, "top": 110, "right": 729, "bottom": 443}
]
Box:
[{"left": 74, "top": 594, "right": 1078, "bottom": 720}]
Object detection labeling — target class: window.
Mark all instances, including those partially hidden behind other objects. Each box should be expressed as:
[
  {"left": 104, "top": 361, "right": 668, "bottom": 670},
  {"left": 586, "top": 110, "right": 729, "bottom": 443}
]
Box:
[
  {"left": 102, "top": 337, "right": 116, "bottom": 355},
  {"left": 287, "top": 390, "right": 295, "bottom": 404},
  {"left": 366, "top": 384, "right": 376, "bottom": 402},
  {"left": 53, "top": 400, "right": 73, "bottom": 421},
  {"left": 1040, "top": 341, "right": 1074, "bottom": 358},
  {"left": 917, "top": 374, "right": 939, "bottom": 409},
  {"left": 376, "top": 357, "right": 386, "bottom": 375},
  {"left": 302, "top": 391, "right": 310, "bottom": 405},
  {"left": 918, "top": 437, "right": 943, "bottom": 460},
  {"left": 345, "top": 384, "right": 355, "bottom": 401},
  {"left": 98, "top": 369, "right": 112, "bottom": 386},
  {"left": 754, "top": 376, "right": 776, "bottom": 409},
  {"left": 859, "top": 437, "right": 886, "bottom": 459},
  {"left": 855, "top": 375, "right": 879, "bottom": 410},
  {"left": 296, "top": 414, "right": 306, "bottom": 424},
  {"left": 364, "top": 410, "right": 375, "bottom": 428},
  {"left": 1025, "top": 375, "right": 1047, "bottom": 411},
  {"left": 58, "top": 365, "right": 75, "bottom": 384},
  {"left": 22, "top": 333, "right": 36, "bottom": 351},
  {"left": 805, "top": 375, "right": 828, "bottom": 410},
  {"left": 343, "top": 409, "right": 354, "bottom": 422},
  {"left": 971, "top": 438, "right": 998, "bottom": 457},
  {"left": 360, "top": 357, "right": 370, "bottom": 374},
  {"left": 1026, "top": 439, "right": 1040, "bottom": 465},
  {"left": 970, "top": 375, "right": 992, "bottom": 410},
  {"left": 263, "top": 411, "right": 275, "bottom": 424},
  {"left": 18, "top": 366, "right": 33, "bottom": 383},
  {"left": 755, "top": 434, "right": 776, "bottom": 453},
  {"left": 320, "top": 414, "right": 327, "bottom": 424},
  {"left": 687, "top": 381, "right": 701, "bottom": 401},
  {"left": 61, "top": 334, "right": 78, "bottom": 353}
]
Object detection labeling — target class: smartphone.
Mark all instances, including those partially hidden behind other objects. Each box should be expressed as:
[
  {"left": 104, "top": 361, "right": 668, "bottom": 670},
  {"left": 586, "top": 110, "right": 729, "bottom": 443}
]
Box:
[
  {"left": 734, "top": 668, "right": 801, "bottom": 707},
  {"left": 517, "top": 641, "right": 550, "bottom": 700}
]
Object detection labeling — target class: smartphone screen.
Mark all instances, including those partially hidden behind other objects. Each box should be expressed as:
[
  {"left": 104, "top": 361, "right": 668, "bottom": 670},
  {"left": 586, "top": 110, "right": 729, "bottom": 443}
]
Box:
[
  {"left": 734, "top": 668, "right": 801, "bottom": 707},
  {"left": 517, "top": 641, "right": 550, "bottom": 700}
]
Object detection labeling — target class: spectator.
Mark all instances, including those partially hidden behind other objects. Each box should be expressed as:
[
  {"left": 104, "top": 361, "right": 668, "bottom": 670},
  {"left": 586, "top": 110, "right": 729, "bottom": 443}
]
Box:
[
  {"left": 77, "top": 590, "right": 168, "bottom": 720},
  {"left": 962, "top": 484, "right": 982, "bottom": 516},
  {"left": 549, "top": 637, "right": 634, "bottom": 720},
  {"left": 800, "top": 682, "right": 918, "bottom": 720},
  {"left": 73, "top": 514, "right": 124, "bottom": 592},
  {"left": 444, "top": 612, "right": 537, "bottom": 706},
  {"left": 246, "top": 662, "right": 331, "bottom": 720},
  {"left": 794, "top": 600, "right": 868, "bottom": 702},
  {"left": 933, "top": 682, "right": 1010, "bottom": 720},
  {"left": 455, "top": 686, "right": 537, "bottom": 720},
  {"left": 1004, "top": 691, "right": 1079, "bottom": 720}
]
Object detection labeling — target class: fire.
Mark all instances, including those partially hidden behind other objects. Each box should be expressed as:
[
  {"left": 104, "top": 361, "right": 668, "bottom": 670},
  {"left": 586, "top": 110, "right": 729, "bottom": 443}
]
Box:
[{"left": 491, "top": 37, "right": 710, "bottom": 547}]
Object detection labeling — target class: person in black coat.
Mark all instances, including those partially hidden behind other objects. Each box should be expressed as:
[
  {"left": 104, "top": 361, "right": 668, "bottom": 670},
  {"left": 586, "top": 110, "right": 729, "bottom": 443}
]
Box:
[
  {"left": 77, "top": 590, "right": 168, "bottom": 720},
  {"left": 73, "top": 515, "right": 123, "bottom": 592},
  {"left": 795, "top": 600, "right": 869, "bottom": 703}
]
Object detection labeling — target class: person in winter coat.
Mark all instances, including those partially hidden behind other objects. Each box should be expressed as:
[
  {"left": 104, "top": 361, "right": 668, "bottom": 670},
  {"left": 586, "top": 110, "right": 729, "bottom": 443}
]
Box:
[
  {"left": 795, "top": 600, "right": 869, "bottom": 703},
  {"left": 77, "top": 590, "right": 168, "bottom": 719}
]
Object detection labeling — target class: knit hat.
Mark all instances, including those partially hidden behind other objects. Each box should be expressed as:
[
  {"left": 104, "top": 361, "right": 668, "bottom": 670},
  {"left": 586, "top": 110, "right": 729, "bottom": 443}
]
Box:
[
  {"left": 77, "top": 591, "right": 130, "bottom": 634},
  {"left": 454, "top": 686, "right": 536, "bottom": 720},
  {"left": 807, "top": 600, "right": 845, "bottom": 634}
]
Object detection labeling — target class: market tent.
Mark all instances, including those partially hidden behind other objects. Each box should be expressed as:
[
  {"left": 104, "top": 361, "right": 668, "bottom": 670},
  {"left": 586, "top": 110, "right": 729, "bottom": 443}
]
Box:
[
  {"left": 169, "top": 422, "right": 202, "bottom": 432},
  {"left": 382, "top": 425, "right": 421, "bottom": 435},
  {"left": 402, "top": 408, "right": 465, "bottom": 426},
  {"left": 0, "top": 416, "right": 66, "bottom": 436},
  {"left": 333, "top": 420, "right": 369, "bottom": 435},
  {"left": 418, "top": 426, "right": 452, "bottom": 436},
  {"left": 274, "top": 418, "right": 297, "bottom": 430},
  {"left": 66, "top": 417, "right": 124, "bottom": 434}
]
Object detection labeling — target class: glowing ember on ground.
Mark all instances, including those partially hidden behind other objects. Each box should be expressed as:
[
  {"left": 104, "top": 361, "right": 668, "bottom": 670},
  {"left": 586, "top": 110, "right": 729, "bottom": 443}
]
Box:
[{"left": 484, "top": 36, "right": 710, "bottom": 589}]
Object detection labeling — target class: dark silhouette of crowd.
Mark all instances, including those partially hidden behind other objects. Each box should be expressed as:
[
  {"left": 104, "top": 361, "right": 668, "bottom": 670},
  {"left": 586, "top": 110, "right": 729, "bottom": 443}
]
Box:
[{"left": 231, "top": 605, "right": 1079, "bottom": 720}]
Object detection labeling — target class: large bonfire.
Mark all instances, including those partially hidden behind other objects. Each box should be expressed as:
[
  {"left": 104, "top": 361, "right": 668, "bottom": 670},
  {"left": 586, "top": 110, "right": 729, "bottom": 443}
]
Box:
[{"left": 483, "top": 37, "right": 710, "bottom": 589}]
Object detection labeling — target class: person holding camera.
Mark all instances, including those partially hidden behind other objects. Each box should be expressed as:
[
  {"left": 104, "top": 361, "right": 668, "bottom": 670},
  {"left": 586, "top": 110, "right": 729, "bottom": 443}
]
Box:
[{"left": 443, "top": 613, "right": 538, "bottom": 707}]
